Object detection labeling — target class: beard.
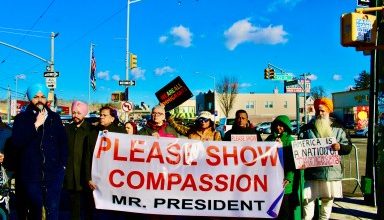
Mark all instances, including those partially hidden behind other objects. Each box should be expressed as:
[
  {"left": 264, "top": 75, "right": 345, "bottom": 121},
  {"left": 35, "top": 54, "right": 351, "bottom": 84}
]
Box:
[
  {"left": 314, "top": 115, "right": 333, "bottom": 138},
  {"left": 33, "top": 102, "right": 47, "bottom": 112},
  {"left": 73, "top": 117, "right": 84, "bottom": 125}
]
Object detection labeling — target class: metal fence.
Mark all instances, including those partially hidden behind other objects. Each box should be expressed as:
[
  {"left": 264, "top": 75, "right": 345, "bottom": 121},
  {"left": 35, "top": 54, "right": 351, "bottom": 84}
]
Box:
[{"left": 341, "top": 144, "right": 361, "bottom": 193}]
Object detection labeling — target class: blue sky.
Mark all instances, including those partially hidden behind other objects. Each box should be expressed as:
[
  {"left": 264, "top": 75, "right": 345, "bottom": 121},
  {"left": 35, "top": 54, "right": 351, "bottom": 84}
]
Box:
[{"left": 0, "top": 0, "right": 370, "bottom": 107}]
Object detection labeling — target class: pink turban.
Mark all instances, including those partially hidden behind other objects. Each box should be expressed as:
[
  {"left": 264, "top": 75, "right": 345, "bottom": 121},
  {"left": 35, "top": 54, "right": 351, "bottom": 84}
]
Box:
[{"left": 71, "top": 100, "right": 88, "bottom": 116}]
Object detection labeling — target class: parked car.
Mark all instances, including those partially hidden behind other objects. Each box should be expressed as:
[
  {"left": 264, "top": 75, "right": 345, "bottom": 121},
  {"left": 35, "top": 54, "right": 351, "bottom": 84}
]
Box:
[
  {"left": 216, "top": 117, "right": 235, "bottom": 137},
  {"left": 60, "top": 114, "right": 99, "bottom": 125},
  {"left": 255, "top": 121, "right": 271, "bottom": 134},
  {"left": 355, "top": 127, "right": 368, "bottom": 137}
]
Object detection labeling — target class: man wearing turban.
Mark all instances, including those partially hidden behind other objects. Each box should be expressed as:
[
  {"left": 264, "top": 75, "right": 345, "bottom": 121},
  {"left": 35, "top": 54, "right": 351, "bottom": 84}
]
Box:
[
  {"left": 12, "top": 83, "right": 68, "bottom": 220},
  {"left": 63, "top": 100, "right": 91, "bottom": 219},
  {"left": 299, "top": 97, "right": 352, "bottom": 220}
]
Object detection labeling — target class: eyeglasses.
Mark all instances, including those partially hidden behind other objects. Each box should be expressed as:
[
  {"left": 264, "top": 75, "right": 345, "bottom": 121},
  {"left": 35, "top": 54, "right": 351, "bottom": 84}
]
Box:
[
  {"left": 198, "top": 118, "right": 210, "bottom": 123},
  {"left": 152, "top": 112, "right": 164, "bottom": 116}
]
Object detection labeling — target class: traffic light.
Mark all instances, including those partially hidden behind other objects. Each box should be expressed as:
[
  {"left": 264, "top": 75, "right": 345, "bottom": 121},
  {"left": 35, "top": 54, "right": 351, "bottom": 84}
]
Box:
[
  {"left": 269, "top": 68, "right": 275, "bottom": 79},
  {"left": 130, "top": 53, "right": 137, "bottom": 69},
  {"left": 264, "top": 68, "right": 270, "bottom": 79},
  {"left": 111, "top": 92, "right": 120, "bottom": 102}
]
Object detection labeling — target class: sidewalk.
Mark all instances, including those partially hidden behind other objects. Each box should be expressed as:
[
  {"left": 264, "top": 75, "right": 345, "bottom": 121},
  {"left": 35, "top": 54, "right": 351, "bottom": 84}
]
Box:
[{"left": 331, "top": 196, "right": 377, "bottom": 220}]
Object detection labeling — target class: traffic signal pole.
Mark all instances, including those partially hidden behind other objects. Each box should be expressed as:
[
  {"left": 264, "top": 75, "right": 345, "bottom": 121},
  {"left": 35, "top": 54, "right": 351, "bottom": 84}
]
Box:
[
  {"left": 370, "top": 1, "right": 384, "bottom": 217},
  {"left": 355, "top": 1, "right": 384, "bottom": 216}
]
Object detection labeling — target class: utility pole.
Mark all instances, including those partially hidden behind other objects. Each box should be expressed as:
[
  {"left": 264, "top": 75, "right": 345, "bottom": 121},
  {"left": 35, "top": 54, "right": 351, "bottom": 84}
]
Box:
[
  {"left": 0, "top": 32, "right": 59, "bottom": 110},
  {"left": 7, "top": 86, "right": 10, "bottom": 124},
  {"left": 48, "top": 32, "right": 59, "bottom": 110}
]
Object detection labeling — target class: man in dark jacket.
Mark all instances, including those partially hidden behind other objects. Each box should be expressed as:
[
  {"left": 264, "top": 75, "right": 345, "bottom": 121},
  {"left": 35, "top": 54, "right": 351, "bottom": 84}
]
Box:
[
  {"left": 223, "top": 109, "right": 262, "bottom": 141},
  {"left": 12, "top": 83, "right": 67, "bottom": 220},
  {"left": 84, "top": 105, "right": 125, "bottom": 219},
  {"left": 64, "top": 100, "right": 91, "bottom": 220}
]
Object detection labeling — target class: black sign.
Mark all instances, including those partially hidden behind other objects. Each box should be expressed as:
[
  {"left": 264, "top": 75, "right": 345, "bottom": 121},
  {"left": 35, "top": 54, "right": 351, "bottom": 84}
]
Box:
[
  {"left": 357, "top": 0, "right": 370, "bottom": 7},
  {"left": 155, "top": 76, "right": 193, "bottom": 111},
  {"left": 44, "top": 71, "right": 59, "bottom": 77},
  {"left": 119, "top": 80, "right": 136, "bottom": 86}
]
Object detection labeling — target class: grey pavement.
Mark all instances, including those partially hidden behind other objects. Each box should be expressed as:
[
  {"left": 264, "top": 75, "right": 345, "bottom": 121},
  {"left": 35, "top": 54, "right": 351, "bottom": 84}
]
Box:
[{"left": 331, "top": 196, "right": 378, "bottom": 220}]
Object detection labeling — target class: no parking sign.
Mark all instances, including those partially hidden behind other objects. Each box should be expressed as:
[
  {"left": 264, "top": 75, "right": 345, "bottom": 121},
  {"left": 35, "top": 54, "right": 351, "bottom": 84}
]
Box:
[{"left": 121, "top": 101, "right": 133, "bottom": 112}]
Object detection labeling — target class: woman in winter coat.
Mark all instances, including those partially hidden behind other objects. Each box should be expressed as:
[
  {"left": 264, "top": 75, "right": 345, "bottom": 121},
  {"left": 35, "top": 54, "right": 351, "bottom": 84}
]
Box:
[
  {"left": 265, "top": 115, "right": 301, "bottom": 220},
  {"left": 168, "top": 111, "right": 221, "bottom": 141}
]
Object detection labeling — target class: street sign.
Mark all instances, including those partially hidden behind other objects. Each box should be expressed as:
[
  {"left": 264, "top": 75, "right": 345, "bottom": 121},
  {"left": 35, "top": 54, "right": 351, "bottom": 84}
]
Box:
[
  {"left": 45, "top": 77, "right": 57, "bottom": 89},
  {"left": 119, "top": 80, "right": 136, "bottom": 86},
  {"left": 357, "top": 0, "right": 370, "bottom": 7},
  {"left": 271, "top": 75, "right": 293, "bottom": 81},
  {"left": 285, "top": 79, "right": 311, "bottom": 93},
  {"left": 285, "top": 80, "right": 298, "bottom": 86},
  {"left": 121, "top": 101, "right": 133, "bottom": 112},
  {"left": 44, "top": 71, "right": 59, "bottom": 77}
]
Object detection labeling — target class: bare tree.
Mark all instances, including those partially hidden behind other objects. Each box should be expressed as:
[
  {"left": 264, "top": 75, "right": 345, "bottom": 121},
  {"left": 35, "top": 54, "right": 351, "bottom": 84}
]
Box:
[
  {"left": 216, "top": 77, "right": 238, "bottom": 117},
  {"left": 310, "top": 86, "right": 327, "bottom": 99}
]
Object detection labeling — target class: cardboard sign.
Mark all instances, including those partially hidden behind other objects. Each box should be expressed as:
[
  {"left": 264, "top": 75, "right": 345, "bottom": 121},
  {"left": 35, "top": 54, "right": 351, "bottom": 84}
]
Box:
[
  {"left": 155, "top": 76, "right": 193, "bottom": 111},
  {"left": 291, "top": 137, "right": 340, "bottom": 169},
  {"left": 92, "top": 132, "right": 285, "bottom": 218}
]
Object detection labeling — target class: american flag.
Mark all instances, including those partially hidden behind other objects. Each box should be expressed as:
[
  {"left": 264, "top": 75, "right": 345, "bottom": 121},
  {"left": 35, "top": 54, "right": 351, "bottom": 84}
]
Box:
[{"left": 90, "top": 46, "right": 97, "bottom": 91}]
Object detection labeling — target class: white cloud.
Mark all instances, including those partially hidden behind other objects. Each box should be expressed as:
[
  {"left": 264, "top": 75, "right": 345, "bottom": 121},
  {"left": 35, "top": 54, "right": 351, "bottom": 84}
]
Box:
[
  {"left": 268, "top": 0, "right": 303, "bottom": 12},
  {"left": 112, "top": 74, "right": 120, "bottom": 81},
  {"left": 224, "top": 18, "right": 288, "bottom": 50},
  {"left": 159, "top": 35, "right": 168, "bottom": 43},
  {"left": 131, "top": 68, "right": 145, "bottom": 80},
  {"left": 170, "top": 25, "right": 193, "bottom": 47},
  {"left": 333, "top": 74, "right": 342, "bottom": 81},
  {"left": 154, "top": 66, "right": 175, "bottom": 76},
  {"left": 307, "top": 74, "right": 317, "bottom": 81},
  {"left": 97, "top": 71, "right": 110, "bottom": 80},
  {"left": 239, "top": 82, "right": 252, "bottom": 88}
]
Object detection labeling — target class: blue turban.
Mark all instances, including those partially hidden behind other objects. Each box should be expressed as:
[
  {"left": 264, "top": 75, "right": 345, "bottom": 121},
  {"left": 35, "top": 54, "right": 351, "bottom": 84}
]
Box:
[{"left": 27, "top": 83, "right": 49, "bottom": 101}]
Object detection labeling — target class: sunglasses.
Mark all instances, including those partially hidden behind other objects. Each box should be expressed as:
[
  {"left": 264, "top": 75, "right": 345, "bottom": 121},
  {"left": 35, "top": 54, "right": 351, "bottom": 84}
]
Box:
[{"left": 198, "top": 118, "right": 210, "bottom": 123}]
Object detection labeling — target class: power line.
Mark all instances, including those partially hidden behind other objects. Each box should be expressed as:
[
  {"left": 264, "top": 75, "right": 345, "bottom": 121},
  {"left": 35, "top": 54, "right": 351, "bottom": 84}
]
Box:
[
  {"left": 59, "top": 6, "right": 126, "bottom": 52},
  {"left": 0, "top": 0, "right": 57, "bottom": 65},
  {"left": 0, "top": 26, "right": 51, "bottom": 34},
  {"left": 0, "top": 30, "right": 48, "bottom": 39}
]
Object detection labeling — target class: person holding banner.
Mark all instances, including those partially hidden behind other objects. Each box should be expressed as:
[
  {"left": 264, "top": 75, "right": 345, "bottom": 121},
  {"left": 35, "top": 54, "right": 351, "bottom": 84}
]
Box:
[
  {"left": 168, "top": 111, "right": 221, "bottom": 141},
  {"left": 85, "top": 105, "right": 126, "bottom": 219},
  {"left": 223, "top": 109, "right": 262, "bottom": 141},
  {"left": 265, "top": 115, "right": 301, "bottom": 220},
  {"left": 299, "top": 98, "right": 352, "bottom": 220},
  {"left": 139, "top": 105, "right": 178, "bottom": 138}
]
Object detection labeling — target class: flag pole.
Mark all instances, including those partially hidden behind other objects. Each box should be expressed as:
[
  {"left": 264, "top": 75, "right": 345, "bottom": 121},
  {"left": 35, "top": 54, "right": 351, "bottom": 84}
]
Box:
[{"left": 88, "top": 43, "right": 93, "bottom": 106}]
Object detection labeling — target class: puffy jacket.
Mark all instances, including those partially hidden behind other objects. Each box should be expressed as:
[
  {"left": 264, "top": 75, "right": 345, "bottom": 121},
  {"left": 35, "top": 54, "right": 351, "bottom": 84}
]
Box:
[
  {"left": 168, "top": 116, "right": 220, "bottom": 141},
  {"left": 266, "top": 115, "right": 295, "bottom": 194},
  {"left": 12, "top": 104, "right": 68, "bottom": 182}
]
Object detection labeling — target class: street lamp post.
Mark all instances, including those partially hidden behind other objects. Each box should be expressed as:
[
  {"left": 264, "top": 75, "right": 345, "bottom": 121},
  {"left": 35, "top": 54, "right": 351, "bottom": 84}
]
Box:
[
  {"left": 125, "top": 0, "right": 141, "bottom": 102},
  {"left": 207, "top": 74, "right": 216, "bottom": 114},
  {"left": 14, "top": 74, "right": 25, "bottom": 100}
]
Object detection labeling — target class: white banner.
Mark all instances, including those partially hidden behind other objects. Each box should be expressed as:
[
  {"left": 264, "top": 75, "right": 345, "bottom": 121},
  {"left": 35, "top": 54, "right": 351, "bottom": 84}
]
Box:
[
  {"left": 92, "top": 132, "right": 284, "bottom": 218},
  {"left": 291, "top": 137, "right": 341, "bottom": 169}
]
